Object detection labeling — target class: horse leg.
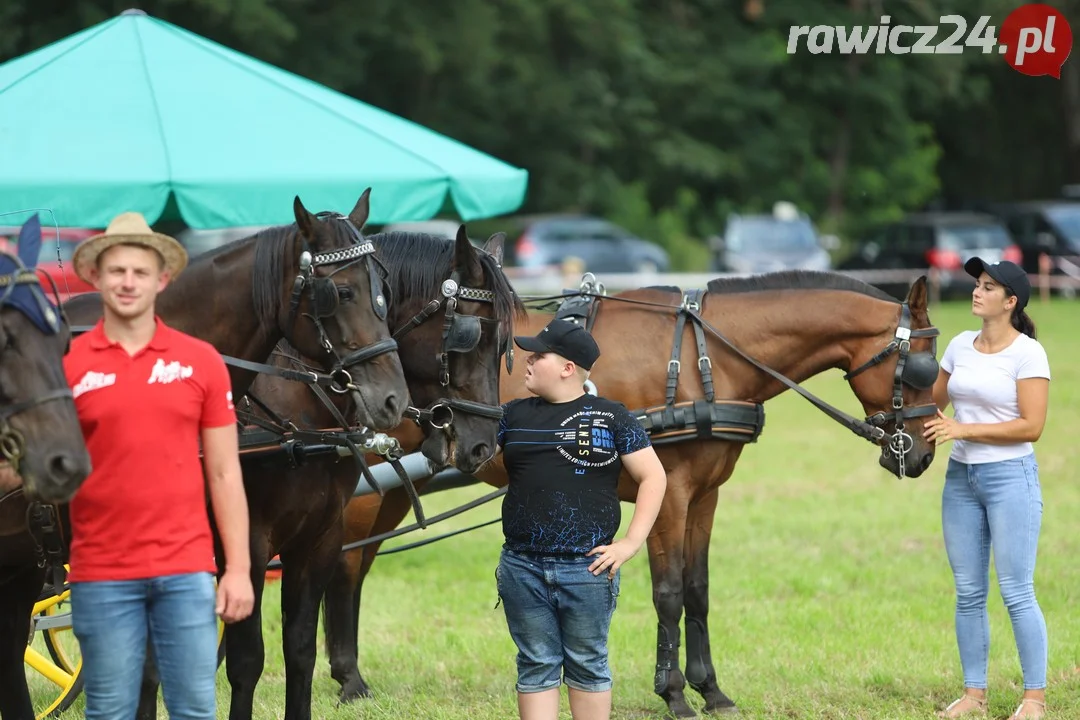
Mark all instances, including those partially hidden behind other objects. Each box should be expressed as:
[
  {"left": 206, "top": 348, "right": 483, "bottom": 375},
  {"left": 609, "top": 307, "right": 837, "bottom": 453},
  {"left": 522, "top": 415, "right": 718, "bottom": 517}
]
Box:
[
  {"left": 647, "top": 475, "right": 697, "bottom": 719},
  {"left": 226, "top": 538, "right": 270, "bottom": 720},
  {"left": 134, "top": 639, "right": 161, "bottom": 720},
  {"left": 323, "top": 491, "right": 410, "bottom": 703},
  {"left": 0, "top": 564, "right": 44, "bottom": 720},
  {"left": 279, "top": 525, "right": 343, "bottom": 720},
  {"left": 682, "top": 488, "right": 737, "bottom": 714},
  {"left": 322, "top": 545, "right": 369, "bottom": 702}
]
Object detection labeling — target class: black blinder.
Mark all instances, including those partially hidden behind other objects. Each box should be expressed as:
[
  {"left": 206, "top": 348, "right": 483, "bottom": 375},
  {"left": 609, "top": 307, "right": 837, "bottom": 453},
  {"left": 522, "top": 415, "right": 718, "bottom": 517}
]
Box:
[
  {"left": 312, "top": 278, "right": 339, "bottom": 318},
  {"left": 445, "top": 315, "right": 482, "bottom": 353},
  {"left": 902, "top": 351, "right": 939, "bottom": 389}
]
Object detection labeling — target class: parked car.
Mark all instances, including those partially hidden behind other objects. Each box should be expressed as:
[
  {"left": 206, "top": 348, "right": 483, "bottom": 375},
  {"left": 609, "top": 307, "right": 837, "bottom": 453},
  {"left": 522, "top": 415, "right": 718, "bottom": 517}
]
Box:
[
  {"left": 0, "top": 225, "right": 98, "bottom": 301},
  {"left": 986, "top": 200, "right": 1080, "bottom": 275},
  {"left": 505, "top": 215, "right": 670, "bottom": 276},
  {"left": 838, "top": 212, "right": 1022, "bottom": 298},
  {"left": 708, "top": 202, "right": 834, "bottom": 274}
]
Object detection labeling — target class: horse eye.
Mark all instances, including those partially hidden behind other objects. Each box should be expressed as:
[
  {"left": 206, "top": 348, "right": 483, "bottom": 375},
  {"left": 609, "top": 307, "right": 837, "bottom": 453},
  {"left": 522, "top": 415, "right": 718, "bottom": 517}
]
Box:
[
  {"left": 3, "top": 334, "right": 13, "bottom": 350},
  {"left": 337, "top": 287, "right": 354, "bottom": 301}
]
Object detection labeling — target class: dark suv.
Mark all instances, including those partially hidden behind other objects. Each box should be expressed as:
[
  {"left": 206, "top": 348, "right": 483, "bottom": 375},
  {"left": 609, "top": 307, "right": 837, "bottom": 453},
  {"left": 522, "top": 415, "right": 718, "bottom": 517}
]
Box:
[
  {"left": 988, "top": 200, "right": 1080, "bottom": 276},
  {"left": 838, "top": 212, "right": 1022, "bottom": 298}
]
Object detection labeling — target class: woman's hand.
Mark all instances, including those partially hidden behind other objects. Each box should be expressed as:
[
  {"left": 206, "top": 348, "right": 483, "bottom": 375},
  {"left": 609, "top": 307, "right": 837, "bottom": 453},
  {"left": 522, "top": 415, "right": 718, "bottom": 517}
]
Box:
[{"left": 923, "top": 409, "right": 965, "bottom": 445}]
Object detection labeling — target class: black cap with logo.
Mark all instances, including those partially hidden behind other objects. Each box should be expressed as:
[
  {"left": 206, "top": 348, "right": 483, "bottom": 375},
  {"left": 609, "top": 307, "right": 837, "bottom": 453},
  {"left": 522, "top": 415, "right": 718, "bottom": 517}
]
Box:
[
  {"left": 514, "top": 318, "right": 601, "bottom": 370},
  {"left": 964, "top": 257, "right": 1030, "bottom": 311}
]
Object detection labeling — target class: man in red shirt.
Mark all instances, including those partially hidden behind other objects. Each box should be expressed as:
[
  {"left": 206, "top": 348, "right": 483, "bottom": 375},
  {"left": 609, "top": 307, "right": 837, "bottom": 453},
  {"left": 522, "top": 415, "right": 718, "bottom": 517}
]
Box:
[{"left": 63, "top": 212, "right": 254, "bottom": 720}]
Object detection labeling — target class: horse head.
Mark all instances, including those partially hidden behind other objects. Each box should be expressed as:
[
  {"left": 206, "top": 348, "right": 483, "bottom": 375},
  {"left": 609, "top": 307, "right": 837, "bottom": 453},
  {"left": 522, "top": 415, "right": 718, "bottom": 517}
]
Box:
[
  {"left": 372, "top": 225, "right": 525, "bottom": 474},
  {"left": 254, "top": 189, "right": 409, "bottom": 431},
  {"left": 0, "top": 217, "right": 91, "bottom": 502},
  {"left": 842, "top": 275, "right": 940, "bottom": 478}
]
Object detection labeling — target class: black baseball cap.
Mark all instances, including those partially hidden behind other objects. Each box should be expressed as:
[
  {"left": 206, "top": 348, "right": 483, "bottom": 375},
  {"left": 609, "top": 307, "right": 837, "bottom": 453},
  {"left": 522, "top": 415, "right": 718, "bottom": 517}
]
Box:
[
  {"left": 514, "top": 318, "right": 601, "bottom": 370},
  {"left": 964, "top": 257, "right": 1030, "bottom": 311}
]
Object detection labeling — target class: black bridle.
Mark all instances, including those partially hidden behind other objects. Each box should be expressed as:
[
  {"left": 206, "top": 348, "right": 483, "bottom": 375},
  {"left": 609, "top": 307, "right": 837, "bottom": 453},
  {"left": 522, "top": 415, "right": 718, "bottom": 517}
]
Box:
[
  {"left": 393, "top": 272, "right": 508, "bottom": 430},
  {"left": 286, "top": 212, "right": 398, "bottom": 394},
  {"left": 843, "top": 302, "right": 941, "bottom": 478},
  {"left": 0, "top": 256, "right": 74, "bottom": 477}
]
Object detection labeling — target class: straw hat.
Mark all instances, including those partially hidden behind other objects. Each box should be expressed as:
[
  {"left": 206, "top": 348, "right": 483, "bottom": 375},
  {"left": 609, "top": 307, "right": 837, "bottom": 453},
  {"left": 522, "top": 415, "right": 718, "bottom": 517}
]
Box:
[{"left": 73, "top": 212, "right": 188, "bottom": 283}]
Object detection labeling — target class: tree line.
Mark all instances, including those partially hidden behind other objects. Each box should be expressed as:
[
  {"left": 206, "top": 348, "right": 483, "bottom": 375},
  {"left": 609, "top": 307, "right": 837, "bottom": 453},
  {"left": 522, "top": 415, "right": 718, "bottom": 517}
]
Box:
[{"left": 3, "top": 0, "right": 1076, "bottom": 268}]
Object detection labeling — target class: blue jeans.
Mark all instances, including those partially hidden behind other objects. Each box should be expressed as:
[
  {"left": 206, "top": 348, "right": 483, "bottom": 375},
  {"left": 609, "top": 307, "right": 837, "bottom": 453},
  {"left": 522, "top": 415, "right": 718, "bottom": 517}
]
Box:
[
  {"left": 70, "top": 572, "right": 218, "bottom": 719},
  {"left": 942, "top": 454, "right": 1047, "bottom": 690},
  {"left": 497, "top": 548, "right": 620, "bottom": 693}
]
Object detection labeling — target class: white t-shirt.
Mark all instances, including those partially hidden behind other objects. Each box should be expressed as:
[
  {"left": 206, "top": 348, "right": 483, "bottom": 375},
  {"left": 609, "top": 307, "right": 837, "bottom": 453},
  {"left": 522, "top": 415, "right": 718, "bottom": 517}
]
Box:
[{"left": 940, "top": 330, "right": 1051, "bottom": 464}]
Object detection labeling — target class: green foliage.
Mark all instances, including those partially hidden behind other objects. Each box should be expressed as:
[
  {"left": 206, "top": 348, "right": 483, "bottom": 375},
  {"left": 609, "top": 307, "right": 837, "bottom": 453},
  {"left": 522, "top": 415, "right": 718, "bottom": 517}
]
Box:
[{"left": 1, "top": 0, "right": 1070, "bottom": 260}]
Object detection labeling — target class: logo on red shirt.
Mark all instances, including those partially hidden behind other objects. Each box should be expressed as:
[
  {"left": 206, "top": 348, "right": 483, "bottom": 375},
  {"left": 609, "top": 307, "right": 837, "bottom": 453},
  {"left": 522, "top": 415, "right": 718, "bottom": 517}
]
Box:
[
  {"left": 72, "top": 370, "right": 117, "bottom": 399},
  {"left": 147, "top": 358, "right": 194, "bottom": 385}
]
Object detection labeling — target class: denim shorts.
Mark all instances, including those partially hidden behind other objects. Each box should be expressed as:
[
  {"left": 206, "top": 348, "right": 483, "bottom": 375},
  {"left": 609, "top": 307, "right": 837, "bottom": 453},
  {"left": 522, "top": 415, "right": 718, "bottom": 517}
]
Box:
[{"left": 496, "top": 548, "right": 620, "bottom": 693}]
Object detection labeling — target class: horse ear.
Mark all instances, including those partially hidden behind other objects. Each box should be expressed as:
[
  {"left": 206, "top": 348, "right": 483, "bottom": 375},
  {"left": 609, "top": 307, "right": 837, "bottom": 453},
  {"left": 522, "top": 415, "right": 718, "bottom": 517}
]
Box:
[
  {"left": 293, "top": 196, "right": 316, "bottom": 240},
  {"left": 453, "top": 224, "right": 484, "bottom": 284},
  {"left": 907, "top": 274, "right": 929, "bottom": 311},
  {"left": 482, "top": 232, "right": 506, "bottom": 267},
  {"left": 348, "top": 188, "right": 372, "bottom": 229}
]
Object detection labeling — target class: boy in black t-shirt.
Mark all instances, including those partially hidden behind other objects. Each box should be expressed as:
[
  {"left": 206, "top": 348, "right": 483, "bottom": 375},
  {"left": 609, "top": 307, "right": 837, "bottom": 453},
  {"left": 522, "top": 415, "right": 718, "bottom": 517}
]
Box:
[{"left": 496, "top": 318, "right": 667, "bottom": 720}]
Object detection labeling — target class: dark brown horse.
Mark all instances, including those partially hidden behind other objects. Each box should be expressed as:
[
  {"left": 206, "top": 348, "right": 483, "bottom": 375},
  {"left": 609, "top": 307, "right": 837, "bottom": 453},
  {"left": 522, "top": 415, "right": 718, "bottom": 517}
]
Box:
[
  {"left": 3, "top": 191, "right": 410, "bottom": 720},
  {"left": 0, "top": 223, "right": 92, "bottom": 719},
  {"left": 322, "top": 272, "right": 941, "bottom": 718},
  {"left": 132, "top": 225, "right": 525, "bottom": 720}
]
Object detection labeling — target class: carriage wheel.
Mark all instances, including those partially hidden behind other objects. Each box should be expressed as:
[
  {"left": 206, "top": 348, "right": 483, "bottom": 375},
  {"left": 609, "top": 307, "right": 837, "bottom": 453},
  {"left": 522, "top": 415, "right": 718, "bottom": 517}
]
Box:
[{"left": 25, "top": 586, "right": 84, "bottom": 719}]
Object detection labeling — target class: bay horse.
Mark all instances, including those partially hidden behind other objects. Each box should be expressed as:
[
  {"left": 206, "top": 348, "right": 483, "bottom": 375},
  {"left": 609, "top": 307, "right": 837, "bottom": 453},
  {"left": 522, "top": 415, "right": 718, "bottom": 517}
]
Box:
[
  {"left": 132, "top": 225, "right": 525, "bottom": 720},
  {"left": 3, "top": 191, "right": 410, "bottom": 720},
  {"left": 321, "top": 272, "right": 941, "bottom": 718},
  {"left": 0, "top": 217, "right": 92, "bottom": 720}
]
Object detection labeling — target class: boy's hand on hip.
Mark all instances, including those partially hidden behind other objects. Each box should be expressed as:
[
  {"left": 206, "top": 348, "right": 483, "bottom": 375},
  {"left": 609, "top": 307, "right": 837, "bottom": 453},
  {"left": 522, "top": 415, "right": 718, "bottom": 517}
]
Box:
[
  {"left": 587, "top": 538, "right": 640, "bottom": 578},
  {"left": 216, "top": 569, "right": 255, "bottom": 623}
]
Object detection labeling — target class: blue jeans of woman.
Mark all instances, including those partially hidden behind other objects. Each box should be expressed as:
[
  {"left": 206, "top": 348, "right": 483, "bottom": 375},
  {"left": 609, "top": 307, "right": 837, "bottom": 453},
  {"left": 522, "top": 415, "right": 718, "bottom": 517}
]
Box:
[
  {"left": 70, "top": 572, "right": 218, "bottom": 720},
  {"left": 942, "top": 453, "right": 1046, "bottom": 690}
]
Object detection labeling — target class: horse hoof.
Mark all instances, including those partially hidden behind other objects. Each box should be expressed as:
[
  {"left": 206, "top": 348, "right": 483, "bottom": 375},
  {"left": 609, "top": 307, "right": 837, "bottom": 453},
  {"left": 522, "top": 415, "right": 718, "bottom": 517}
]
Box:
[
  {"left": 665, "top": 700, "right": 699, "bottom": 718},
  {"left": 338, "top": 682, "right": 372, "bottom": 704},
  {"left": 703, "top": 695, "right": 739, "bottom": 715}
]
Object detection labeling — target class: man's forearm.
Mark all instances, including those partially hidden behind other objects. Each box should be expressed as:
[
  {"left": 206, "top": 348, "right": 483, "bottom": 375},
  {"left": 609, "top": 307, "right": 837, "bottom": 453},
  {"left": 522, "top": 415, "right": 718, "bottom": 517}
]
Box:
[{"left": 209, "top": 470, "right": 251, "bottom": 574}]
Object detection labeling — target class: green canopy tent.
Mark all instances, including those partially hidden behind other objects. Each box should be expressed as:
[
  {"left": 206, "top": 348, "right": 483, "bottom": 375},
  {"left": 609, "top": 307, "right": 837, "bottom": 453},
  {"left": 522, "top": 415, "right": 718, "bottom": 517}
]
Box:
[{"left": 0, "top": 9, "right": 527, "bottom": 229}]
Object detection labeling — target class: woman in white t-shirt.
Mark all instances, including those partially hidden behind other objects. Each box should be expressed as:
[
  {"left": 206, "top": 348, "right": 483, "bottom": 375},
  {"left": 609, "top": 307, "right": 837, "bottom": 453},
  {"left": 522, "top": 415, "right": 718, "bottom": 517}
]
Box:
[{"left": 923, "top": 259, "right": 1051, "bottom": 720}]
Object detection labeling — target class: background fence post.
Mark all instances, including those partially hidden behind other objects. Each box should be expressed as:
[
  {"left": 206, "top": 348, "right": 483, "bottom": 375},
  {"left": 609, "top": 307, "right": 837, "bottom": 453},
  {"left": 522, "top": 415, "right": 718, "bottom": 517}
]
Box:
[{"left": 1039, "top": 252, "right": 1051, "bottom": 304}]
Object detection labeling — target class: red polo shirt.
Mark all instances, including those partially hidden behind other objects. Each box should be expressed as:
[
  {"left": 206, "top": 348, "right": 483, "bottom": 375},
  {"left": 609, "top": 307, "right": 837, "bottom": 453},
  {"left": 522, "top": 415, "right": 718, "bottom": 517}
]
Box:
[{"left": 63, "top": 317, "right": 236, "bottom": 582}]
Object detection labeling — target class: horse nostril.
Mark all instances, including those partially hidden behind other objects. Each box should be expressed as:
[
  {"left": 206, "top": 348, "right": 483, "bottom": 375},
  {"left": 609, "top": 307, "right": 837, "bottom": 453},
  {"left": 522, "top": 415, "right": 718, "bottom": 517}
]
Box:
[
  {"left": 384, "top": 393, "right": 402, "bottom": 419},
  {"left": 471, "top": 443, "right": 491, "bottom": 462},
  {"left": 921, "top": 453, "right": 933, "bottom": 471},
  {"left": 49, "top": 452, "right": 83, "bottom": 482}
]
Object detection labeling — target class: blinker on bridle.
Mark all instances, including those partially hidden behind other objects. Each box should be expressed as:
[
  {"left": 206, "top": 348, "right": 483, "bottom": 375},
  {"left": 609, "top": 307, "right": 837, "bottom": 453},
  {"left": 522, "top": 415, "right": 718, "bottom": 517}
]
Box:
[
  {"left": 842, "top": 302, "right": 941, "bottom": 478},
  {"left": 394, "top": 272, "right": 509, "bottom": 430},
  {"left": 287, "top": 213, "right": 397, "bottom": 394}
]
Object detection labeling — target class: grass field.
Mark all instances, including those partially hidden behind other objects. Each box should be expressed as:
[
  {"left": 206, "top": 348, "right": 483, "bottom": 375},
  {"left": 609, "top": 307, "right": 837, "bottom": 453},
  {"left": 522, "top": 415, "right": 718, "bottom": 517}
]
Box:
[{"left": 35, "top": 298, "right": 1080, "bottom": 719}]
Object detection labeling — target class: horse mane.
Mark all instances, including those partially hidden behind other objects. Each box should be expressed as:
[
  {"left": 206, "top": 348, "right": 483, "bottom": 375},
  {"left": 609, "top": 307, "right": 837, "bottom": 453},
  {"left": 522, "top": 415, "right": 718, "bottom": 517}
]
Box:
[
  {"left": 247, "top": 225, "right": 301, "bottom": 330},
  {"left": 245, "top": 219, "right": 365, "bottom": 330},
  {"left": 369, "top": 231, "right": 527, "bottom": 330},
  {"left": 701, "top": 270, "right": 898, "bottom": 303}
]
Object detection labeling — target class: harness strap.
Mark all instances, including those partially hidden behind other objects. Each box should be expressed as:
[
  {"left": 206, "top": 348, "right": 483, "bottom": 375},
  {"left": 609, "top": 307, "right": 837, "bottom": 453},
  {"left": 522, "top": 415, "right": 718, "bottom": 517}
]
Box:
[
  {"left": 685, "top": 290, "right": 715, "bottom": 403},
  {"left": 27, "top": 501, "right": 66, "bottom": 590},
  {"left": 666, "top": 303, "right": 689, "bottom": 407},
  {"left": 686, "top": 308, "right": 887, "bottom": 444}
]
